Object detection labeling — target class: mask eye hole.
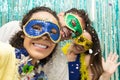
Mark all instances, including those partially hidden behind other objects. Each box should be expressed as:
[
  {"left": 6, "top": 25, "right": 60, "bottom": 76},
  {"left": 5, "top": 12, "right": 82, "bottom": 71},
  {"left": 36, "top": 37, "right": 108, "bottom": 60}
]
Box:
[
  {"left": 50, "top": 28, "right": 57, "bottom": 34},
  {"left": 86, "top": 43, "right": 92, "bottom": 48},
  {"left": 75, "top": 31, "right": 80, "bottom": 36},
  {"left": 78, "top": 37, "right": 85, "bottom": 42},
  {"left": 71, "top": 20, "right": 76, "bottom": 27},
  {"left": 32, "top": 24, "right": 42, "bottom": 31}
]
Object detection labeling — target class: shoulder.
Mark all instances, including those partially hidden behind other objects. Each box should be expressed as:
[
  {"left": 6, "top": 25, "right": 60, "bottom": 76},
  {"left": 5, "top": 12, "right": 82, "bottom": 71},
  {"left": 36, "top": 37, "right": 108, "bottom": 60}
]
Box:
[
  {"left": 0, "top": 41, "right": 15, "bottom": 59},
  {"left": 85, "top": 54, "right": 91, "bottom": 67},
  {"left": 0, "top": 42, "right": 17, "bottom": 80},
  {"left": 0, "top": 41, "right": 14, "bottom": 50},
  {"left": 84, "top": 54, "right": 93, "bottom": 79}
]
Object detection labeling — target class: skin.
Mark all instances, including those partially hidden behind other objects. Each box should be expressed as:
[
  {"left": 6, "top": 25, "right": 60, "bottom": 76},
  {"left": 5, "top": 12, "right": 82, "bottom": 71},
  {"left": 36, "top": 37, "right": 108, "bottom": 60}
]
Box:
[
  {"left": 23, "top": 11, "right": 58, "bottom": 63},
  {"left": 100, "top": 53, "right": 120, "bottom": 80}
]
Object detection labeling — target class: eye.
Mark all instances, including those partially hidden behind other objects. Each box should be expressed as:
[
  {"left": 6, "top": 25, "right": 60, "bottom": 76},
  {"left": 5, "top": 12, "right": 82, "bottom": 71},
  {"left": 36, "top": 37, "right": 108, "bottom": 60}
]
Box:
[
  {"left": 86, "top": 43, "right": 92, "bottom": 48},
  {"left": 78, "top": 37, "right": 85, "bottom": 42},
  {"left": 32, "top": 24, "right": 42, "bottom": 31},
  {"left": 75, "top": 31, "right": 80, "bottom": 36},
  {"left": 71, "top": 20, "right": 76, "bottom": 27},
  {"left": 50, "top": 28, "right": 57, "bottom": 34}
]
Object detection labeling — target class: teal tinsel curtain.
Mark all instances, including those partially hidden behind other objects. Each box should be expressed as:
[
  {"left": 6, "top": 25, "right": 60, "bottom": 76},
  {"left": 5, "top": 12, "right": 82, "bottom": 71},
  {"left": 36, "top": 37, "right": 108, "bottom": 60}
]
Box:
[{"left": 0, "top": 0, "right": 120, "bottom": 79}]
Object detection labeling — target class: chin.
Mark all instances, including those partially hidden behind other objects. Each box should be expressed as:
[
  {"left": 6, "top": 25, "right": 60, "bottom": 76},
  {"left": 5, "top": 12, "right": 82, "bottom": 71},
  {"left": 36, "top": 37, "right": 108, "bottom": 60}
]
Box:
[
  {"left": 74, "top": 51, "right": 83, "bottom": 54},
  {"left": 30, "top": 54, "right": 45, "bottom": 60}
]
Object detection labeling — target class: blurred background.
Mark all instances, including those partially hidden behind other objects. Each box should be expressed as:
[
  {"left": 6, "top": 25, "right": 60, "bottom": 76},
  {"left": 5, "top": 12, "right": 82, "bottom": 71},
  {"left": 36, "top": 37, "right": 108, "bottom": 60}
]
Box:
[{"left": 0, "top": 0, "right": 120, "bottom": 79}]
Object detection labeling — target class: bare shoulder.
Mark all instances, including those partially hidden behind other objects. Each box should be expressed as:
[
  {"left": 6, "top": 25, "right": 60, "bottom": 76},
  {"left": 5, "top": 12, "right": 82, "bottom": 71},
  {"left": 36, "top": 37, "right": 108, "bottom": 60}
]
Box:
[
  {"left": 84, "top": 54, "right": 93, "bottom": 80},
  {"left": 85, "top": 54, "right": 91, "bottom": 67}
]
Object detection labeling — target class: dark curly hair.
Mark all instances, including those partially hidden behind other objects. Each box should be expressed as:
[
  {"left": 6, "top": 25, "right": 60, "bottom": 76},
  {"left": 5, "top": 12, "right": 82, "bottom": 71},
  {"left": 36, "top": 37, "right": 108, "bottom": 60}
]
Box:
[
  {"left": 65, "top": 8, "right": 104, "bottom": 80},
  {"left": 9, "top": 6, "right": 60, "bottom": 65}
]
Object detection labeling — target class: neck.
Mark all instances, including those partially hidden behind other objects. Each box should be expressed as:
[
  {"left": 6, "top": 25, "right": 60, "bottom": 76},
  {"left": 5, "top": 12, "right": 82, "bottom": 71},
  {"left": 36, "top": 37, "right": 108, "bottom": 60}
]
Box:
[{"left": 31, "top": 58, "right": 39, "bottom": 65}]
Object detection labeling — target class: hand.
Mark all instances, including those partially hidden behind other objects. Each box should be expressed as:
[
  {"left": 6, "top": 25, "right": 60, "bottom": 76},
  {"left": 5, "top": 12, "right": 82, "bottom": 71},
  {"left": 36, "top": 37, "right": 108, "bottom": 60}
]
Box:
[
  {"left": 67, "top": 52, "right": 77, "bottom": 62},
  {"left": 102, "top": 53, "right": 120, "bottom": 75},
  {"left": 58, "top": 12, "right": 73, "bottom": 41},
  {"left": 60, "top": 27, "right": 72, "bottom": 41}
]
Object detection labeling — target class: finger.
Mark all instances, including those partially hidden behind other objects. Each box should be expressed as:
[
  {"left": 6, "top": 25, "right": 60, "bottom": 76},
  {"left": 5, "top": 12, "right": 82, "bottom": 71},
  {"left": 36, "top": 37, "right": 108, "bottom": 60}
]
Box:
[
  {"left": 61, "top": 32, "right": 65, "bottom": 38},
  {"left": 102, "top": 57, "right": 105, "bottom": 65},
  {"left": 113, "top": 54, "right": 119, "bottom": 63},
  {"left": 117, "top": 62, "right": 120, "bottom": 67},
  {"left": 62, "top": 27, "right": 68, "bottom": 37},
  {"left": 60, "top": 28, "right": 68, "bottom": 40},
  {"left": 111, "top": 53, "right": 118, "bottom": 62},
  {"left": 107, "top": 53, "right": 112, "bottom": 60}
]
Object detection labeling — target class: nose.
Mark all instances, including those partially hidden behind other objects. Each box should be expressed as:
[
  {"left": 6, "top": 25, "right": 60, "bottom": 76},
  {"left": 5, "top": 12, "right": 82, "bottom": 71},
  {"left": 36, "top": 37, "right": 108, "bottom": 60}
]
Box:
[
  {"left": 41, "top": 34, "right": 49, "bottom": 40},
  {"left": 34, "top": 34, "right": 51, "bottom": 41}
]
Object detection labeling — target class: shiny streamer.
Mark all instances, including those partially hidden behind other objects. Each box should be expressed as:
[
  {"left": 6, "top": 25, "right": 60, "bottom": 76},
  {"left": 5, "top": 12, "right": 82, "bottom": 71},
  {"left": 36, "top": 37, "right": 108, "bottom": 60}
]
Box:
[{"left": 0, "top": 0, "right": 120, "bottom": 80}]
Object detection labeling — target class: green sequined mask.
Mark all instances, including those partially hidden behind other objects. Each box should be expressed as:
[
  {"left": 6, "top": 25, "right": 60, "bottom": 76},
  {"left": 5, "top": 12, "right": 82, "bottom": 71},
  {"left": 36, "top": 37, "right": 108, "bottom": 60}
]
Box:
[{"left": 65, "top": 13, "right": 83, "bottom": 38}]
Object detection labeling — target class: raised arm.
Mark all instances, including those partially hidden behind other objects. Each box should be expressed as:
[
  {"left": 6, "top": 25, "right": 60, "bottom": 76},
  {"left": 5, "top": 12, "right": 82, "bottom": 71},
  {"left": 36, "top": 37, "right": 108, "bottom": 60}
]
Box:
[{"left": 99, "top": 53, "right": 120, "bottom": 80}]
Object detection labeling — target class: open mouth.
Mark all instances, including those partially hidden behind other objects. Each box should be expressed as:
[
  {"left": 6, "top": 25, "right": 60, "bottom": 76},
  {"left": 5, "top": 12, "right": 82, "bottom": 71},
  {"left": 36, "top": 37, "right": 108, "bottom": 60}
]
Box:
[
  {"left": 74, "top": 44, "right": 84, "bottom": 52},
  {"left": 33, "top": 43, "right": 49, "bottom": 49}
]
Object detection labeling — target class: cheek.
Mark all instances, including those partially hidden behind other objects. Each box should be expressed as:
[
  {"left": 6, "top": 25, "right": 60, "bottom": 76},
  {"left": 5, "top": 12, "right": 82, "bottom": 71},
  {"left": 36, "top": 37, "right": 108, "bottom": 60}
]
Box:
[
  {"left": 60, "top": 21, "right": 66, "bottom": 27},
  {"left": 23, "top": 37, "right": 30, "bottom": 46},
  {"left": 23, "top": 38, "right": 28, "bottom": 47},
  {"left": 78, "top": 17, "right": 86, "bottom": 29},
  {"left": 81, "top": 23, "right": 85, "bottom": 29},
  {"left": 59, "top": 18, "right": 66, "bottom": 26},
  {"left": 49, "top": 44, "right": 56, "bottom": 52},
  {"left": 42, "top": 44, "right": 56, "bottom": 58}
]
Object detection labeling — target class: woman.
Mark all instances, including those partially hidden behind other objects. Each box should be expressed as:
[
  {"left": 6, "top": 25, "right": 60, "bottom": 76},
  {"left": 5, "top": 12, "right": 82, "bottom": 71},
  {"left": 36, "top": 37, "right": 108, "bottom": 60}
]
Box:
[
  {"left": 0, "top": 6, "right": 68, "bottom": 80},
  {"left": 59, "top": 8, "right": 120, "bottom": 80}
]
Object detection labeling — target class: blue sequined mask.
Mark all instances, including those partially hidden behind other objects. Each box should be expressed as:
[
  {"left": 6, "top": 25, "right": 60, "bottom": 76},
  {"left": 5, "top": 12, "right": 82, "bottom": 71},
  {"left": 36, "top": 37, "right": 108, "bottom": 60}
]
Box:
[{"left": 23, "top": 19, "right": 61, "bottom": 43}]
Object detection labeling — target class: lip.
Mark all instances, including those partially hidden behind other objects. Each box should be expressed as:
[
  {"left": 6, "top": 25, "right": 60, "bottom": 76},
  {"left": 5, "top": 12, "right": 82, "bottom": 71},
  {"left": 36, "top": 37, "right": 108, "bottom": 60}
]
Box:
[
  {"left": 74, "top": 44, "right": 84, "bottom": 52},
  {"left": 32, "top": 42, "right": 50, "bottom": 51},
  {"left": 75, "top": 45, "right": 82, "bottom": 51}
]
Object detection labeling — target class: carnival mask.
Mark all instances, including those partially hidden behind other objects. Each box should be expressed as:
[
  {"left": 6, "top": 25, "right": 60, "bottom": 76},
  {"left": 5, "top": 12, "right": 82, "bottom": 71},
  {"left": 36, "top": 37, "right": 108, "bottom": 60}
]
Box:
[
  {"left": 65, "top": 13, "right": 83, "bottom": 38},
  {"left": 23, "top": 19, "right": 61, "bottom": 43},
  {"left": 74, "top": 35, "right": 93, "bottom": 51}
]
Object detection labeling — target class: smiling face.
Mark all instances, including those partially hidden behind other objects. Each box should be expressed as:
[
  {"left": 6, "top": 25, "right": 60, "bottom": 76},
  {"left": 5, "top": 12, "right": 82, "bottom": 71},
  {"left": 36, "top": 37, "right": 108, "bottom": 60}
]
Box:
[
  {"left": 71, "top": 31, "right": 92, "bottom": 54},
  {"left": 23, "top": 11, "right": 58, "bottom": 60}
]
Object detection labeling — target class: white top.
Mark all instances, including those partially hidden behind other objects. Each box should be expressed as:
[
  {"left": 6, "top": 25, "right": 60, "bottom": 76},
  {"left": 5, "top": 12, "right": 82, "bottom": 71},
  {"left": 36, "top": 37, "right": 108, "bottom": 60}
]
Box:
[{"left": 0, "top": 21, "right": 21, "bottom": 43}]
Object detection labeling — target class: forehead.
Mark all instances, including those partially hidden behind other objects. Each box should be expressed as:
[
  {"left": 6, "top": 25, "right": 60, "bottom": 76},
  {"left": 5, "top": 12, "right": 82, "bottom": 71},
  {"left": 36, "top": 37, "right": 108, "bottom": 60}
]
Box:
[
  {"left": 31, "top": 11, "right": 58, "bottom": 25},
  {"left": 73, "top": 14, "right": 86, "bottom": 29},
  {"left": 58, "top": 12, "right": 66, "bottom": 26},
  {"left": 82, "top": 31, "right": 92, "bottom": 41}
]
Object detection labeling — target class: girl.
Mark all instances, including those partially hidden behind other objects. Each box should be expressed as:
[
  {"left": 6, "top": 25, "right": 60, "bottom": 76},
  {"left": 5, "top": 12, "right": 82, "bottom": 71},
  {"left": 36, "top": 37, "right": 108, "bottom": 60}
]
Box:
[{"left": 0, "top": 6, "right": 68, "bottom": 80}]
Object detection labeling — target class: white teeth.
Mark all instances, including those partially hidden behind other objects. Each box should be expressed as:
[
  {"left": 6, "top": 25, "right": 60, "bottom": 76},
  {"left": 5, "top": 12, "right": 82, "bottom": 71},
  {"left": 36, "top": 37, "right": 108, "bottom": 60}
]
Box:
[
  {"left": 34, "top": 43, "right": 47, "bottom": 48},
  {"left": 76, "top": 46, "right": 81, "bottom": 50}
]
